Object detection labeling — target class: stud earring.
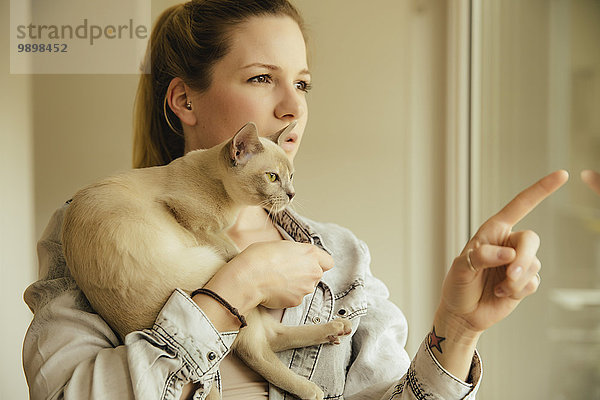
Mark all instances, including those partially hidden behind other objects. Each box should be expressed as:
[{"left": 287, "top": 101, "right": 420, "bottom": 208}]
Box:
[{"left": 186, "top": 101, "right": 192, "bottom": 110}]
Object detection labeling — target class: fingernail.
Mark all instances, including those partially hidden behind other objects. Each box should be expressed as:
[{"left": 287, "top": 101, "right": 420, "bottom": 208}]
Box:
[
  {"left": 509, "top": 266, "right": 523, "bottom": 280},
  {"left": 495, "top": 286, "right": 507, "bottom": 297}
]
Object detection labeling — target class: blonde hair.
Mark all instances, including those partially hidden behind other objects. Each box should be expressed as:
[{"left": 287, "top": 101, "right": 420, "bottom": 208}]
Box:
[{"left": 132, "top": 0, "right": 306, "bottom": 168}]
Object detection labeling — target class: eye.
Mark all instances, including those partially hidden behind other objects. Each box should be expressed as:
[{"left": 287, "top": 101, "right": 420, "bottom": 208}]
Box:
[
  {"left": 290, "top": 173, "right": 294, "bottom": 181},
  {"left": 295, "top": 80, "right": 312, "bottom": 93},
  {"left": 249, "top": 74, "right": 273, "bottom": 84},
  {"left": 266, "top": 172, "right": 279, "bottom": 182}
]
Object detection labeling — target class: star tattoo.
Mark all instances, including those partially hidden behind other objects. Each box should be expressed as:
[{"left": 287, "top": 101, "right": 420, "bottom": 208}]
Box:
[{"left": 429, "top": 326, "right": 446, "bottom": 354}]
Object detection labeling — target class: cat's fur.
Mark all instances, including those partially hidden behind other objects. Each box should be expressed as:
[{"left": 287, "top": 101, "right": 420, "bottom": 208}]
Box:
[{"left": 62, "top": 122, "right": 351, "bottom": 400}]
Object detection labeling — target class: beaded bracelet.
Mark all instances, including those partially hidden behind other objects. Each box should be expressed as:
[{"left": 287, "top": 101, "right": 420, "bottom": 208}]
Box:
[{"left": 191, "top": 288, "right": 247, "bottom": 328}]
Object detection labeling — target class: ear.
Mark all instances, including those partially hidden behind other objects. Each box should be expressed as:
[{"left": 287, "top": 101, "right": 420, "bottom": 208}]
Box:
[
  {"left": 166, "top": 77, "right": 197, "bottom": 127},
  {"left": 230, "top": 122, "right": 264, "bottom": 166},
  {"left": 267, "top": 120, "right": 298, "bottom": 147}
]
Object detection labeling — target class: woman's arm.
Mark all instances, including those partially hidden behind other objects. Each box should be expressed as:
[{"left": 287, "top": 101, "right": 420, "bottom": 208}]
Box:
[
  {"left": 24, "top": 285, "right": 234, "bottom": 400},
  {"left": 346, "top": 171, "right": 567, "bottom": 399},
  {"left": 343, "top": 245, "right": 481, "bottom": 400},
  {"left": 432, "top": 170, "right": 568, "bottom": 380}
]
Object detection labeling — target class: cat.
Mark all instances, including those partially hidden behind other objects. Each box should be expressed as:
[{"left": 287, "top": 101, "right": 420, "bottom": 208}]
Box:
[{"left": 61, "top": 121, "right": 351, "bottom": 400}]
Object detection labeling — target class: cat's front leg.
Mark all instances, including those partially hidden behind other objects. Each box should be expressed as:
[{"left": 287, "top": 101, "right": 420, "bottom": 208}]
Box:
[
  {"left": 232, "top": 309, "right": 326, "bottom": 400},
  {"left": 266, "top": 317, "right": 353, "bottom": 353},
  {"left": 233, "top": 335, "right": 325, "bottom": 400},
  {"left": 205, "top": 383, "right": 220, "bottom": 400}
]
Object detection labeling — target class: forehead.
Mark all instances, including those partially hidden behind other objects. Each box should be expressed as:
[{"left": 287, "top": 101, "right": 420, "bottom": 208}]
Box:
[{"left": 223, "top": 15, "right": 308, "bottom": 72}]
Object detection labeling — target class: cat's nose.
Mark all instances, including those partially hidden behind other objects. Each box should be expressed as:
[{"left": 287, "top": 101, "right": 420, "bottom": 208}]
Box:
[{"left": 287, "top": 192, "right": 295, "bottom": 201}]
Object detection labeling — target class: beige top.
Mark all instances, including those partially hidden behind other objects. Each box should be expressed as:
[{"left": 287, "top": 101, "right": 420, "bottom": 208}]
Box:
[{"left": 220, "top": 307, "right": 284, "bottom": 399}]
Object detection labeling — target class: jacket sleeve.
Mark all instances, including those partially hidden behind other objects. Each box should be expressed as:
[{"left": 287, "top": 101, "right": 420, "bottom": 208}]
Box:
[
  {"left": 22, "top": 205, "right": 236, "bottom": 400},
  {"left": 344, "top": 240, "right": 482, "bottom": 400}
]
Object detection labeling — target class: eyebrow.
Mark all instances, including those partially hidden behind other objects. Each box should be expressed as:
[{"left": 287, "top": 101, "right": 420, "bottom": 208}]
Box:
[{"left": 241, "top": 62, "right": 311, "bottom": 76}]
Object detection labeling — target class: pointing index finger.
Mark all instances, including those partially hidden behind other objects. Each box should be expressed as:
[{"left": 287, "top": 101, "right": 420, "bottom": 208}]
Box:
[{"left": 492, "top": 170, "right": 569, "bottom": 227}]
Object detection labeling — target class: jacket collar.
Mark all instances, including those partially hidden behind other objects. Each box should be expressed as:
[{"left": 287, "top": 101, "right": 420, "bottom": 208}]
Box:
[{"left": 269, "top": 208, "right": 331, "bottom": 254}]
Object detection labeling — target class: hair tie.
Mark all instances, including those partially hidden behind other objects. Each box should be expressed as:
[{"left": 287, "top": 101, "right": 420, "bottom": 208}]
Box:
[{"left": 191, "top": 288, "right": 247, "bottom": 328}]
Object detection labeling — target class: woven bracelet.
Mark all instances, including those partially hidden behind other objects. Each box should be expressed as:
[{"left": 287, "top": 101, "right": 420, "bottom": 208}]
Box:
[{"left": 191, "top": 288, "right": 247, "bottom": 329}]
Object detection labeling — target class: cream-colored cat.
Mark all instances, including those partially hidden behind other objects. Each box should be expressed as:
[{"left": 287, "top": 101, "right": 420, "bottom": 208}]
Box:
[{"left": 62, "top": 122, "right": 351, "bottom": 400}]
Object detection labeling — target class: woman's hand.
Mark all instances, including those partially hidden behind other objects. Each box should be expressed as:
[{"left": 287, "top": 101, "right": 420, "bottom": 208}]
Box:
[
  {"left": 438, "top": 170, "right": 568, "bottom": 331},
  {"left": 432, "top": 170, "right": 569, "bottom": 380},
  {"left": 204, "top": 241, "right": 334, "bottom": 314}
]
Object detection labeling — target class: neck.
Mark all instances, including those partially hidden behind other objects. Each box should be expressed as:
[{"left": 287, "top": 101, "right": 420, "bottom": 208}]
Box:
[{"left": 227, "top": 206, "right": 272, "bottom": 234}]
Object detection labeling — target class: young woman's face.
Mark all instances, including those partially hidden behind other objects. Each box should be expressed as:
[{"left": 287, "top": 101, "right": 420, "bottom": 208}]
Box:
[{"left": 185, "top": 15, "right": 309, "bottom": 160}]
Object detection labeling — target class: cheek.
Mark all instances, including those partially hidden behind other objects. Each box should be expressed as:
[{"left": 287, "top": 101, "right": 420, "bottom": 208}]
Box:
[
  {"left": 294, "top": 105, "right": 308, "bottom": 145},
  {"left": 194, "top": 90, "right": 266, "bottom": 148},
  {"left": 216, "top": 88, "right": 268, "bottom": 129}
]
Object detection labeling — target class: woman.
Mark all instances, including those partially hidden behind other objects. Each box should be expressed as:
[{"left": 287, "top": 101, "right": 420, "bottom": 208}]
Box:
[{"left": 22, "top": 1, "right": 568, "bottom": 399}]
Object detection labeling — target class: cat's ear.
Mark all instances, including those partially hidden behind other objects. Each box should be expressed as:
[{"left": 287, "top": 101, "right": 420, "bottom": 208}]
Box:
[
  {"left": 268, "top": 120, "right": 297, "bottom": 147},
  {"left": 230, "top": 122, "right": 264, "bottom": 166}
]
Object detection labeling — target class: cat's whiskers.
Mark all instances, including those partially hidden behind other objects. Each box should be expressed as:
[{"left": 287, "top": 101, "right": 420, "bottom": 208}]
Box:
[
  {"left": 266, "top": 203, "right": 278, "bottom": 229},
  {"left": 261, "top": 210, "right": 271, "bottom": 229},
  {"left": 289, "top": 198, "right": 307, "bottom": 215},
  {"left": 257, "top": 199, "right": 270, "bottom": 208},
  {"left": 256, "top": 199, "right": 275, "bottom": 228}
]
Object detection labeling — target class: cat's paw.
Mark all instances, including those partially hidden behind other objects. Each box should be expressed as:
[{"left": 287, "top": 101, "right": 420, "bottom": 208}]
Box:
[
  {"left": 297, "top": 382, "right": 324, "bottom": 400},
  {"left": 324, "top": 318, "right": 352, "bottom": 345}
]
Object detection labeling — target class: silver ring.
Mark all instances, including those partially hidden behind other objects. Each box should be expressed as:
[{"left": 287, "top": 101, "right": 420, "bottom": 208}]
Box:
[
  {"left": 535, "top": 273, "right": 541, "bottom": 285},
  {"left": 466, "top": 249, "right": 477, "bottom": 272}
]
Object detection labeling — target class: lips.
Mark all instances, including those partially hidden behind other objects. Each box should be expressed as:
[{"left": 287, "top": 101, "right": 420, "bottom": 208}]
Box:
[{"left": 279, "top": 132, "right": 298, "bottom": 153}]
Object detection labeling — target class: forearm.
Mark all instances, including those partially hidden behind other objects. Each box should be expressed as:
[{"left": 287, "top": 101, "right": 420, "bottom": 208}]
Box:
[
  {"left": 344, "top": 263, "right": 481, "bottom": 400},
  {"left": 195, "top": 256, "right": 262, "bottom": 332},
  {"left": 430, "top": 310, "right": 481, "bottom": 382},
  {"left": 24, "top": 285, "right": 235, "bottom": 400}
]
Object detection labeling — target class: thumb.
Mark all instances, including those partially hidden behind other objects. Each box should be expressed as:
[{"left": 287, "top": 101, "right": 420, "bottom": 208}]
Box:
[{"left": 463, "top": 245, "right": 516, "bottom": 273}]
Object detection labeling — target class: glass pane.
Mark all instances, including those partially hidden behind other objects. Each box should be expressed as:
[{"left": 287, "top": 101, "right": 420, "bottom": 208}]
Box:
[{"left": 473, "top": 1, "right": 600, "bottom": 399}]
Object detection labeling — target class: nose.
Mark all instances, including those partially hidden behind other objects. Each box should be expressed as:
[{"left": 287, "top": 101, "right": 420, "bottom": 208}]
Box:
[
  {"left": 275, "top": 85, "right": 305, "bottom": 120},
  {"left": 287, "top": 191, "right": 295, "bottom": 201}
]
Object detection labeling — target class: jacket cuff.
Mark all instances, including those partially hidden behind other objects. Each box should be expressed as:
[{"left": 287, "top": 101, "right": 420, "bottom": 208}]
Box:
[
  {"left": 405, "top": 338, "right": 482, "bottom": 399},
  {"left": 151, "top": 288, "right": 237, "bottom": 382}
]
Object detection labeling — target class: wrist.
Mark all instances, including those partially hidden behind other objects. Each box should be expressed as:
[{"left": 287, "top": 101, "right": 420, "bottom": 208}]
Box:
[
  {"left": 203, "top": 258, "right": 262, "bottom": 315},
  {"left": 191, "top": 288, "right": 247, "bottom": 328},
  {"left": 191, "top": 267, "right": 255, "bottom": 332},
  {"left": 429, "top": 309, "right": 482, "bottom": 382},
  {"left": 433, "top": 309, "right": 482, "bottom": 348}
]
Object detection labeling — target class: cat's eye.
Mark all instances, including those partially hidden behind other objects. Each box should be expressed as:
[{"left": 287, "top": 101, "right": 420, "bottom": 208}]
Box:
[{"left": 266, "top": 172, "right": 279, "bottom": 182}]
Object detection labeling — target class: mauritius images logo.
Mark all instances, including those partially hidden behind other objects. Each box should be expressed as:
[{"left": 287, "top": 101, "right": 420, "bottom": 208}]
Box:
[
  {"left": 15, "top": 19, "right": 148, "bottom": 46},
  {"left": 10, "top": 0, "right": 151, "bottom": 74}
]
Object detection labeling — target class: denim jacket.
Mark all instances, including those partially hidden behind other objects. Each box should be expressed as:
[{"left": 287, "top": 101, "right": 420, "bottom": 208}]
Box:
[{"left": 23, "top": 204, "right": 481, "bottom": 400}]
